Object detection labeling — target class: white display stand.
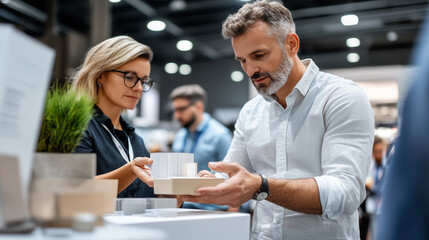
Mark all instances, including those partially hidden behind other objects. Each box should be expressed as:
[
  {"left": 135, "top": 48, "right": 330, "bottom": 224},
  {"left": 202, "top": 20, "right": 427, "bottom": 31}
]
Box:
[
  {"left": 104, "top": 208, "right": 250, "bottom": 240},
  {"left": 0, "top": 224, "right": 167, "bottom": 240}
]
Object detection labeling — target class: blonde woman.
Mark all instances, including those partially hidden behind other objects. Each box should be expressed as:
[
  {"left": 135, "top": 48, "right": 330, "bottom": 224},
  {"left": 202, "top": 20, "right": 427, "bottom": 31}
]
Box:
[{"left": 73, "top": 36, "right": 155, "bottom": 197}]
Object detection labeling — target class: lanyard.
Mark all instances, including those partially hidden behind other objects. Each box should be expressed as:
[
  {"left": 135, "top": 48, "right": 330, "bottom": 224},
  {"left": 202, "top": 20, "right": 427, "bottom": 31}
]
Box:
[
  {"left": 181, "top": 119, "right": 209, "bottom": 153},
  {"left": 101, "top": 123, "right": 134, "bottom": 163}
]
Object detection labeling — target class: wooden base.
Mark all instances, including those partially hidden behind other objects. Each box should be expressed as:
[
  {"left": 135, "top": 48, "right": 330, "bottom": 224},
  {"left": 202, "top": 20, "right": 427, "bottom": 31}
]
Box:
[{"left": 154, "top": 177, "right": 224, "bottom": 195}]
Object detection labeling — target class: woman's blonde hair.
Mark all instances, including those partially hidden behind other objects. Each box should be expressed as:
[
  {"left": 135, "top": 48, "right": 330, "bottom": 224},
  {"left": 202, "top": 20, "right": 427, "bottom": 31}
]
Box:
[{"left": 71, "top": 35, "right": 153, "bottom": 101}]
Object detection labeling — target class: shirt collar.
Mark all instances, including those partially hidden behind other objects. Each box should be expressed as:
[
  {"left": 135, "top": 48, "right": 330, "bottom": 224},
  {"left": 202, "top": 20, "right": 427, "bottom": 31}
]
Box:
[
  {"left": 93, "top": 105, "right": 135, "bottom": 133},
  {"left": 194, "top": 113, "right": 210, "bottom": 133},
  {"left": 294, "top": 59, "right": 319, "bottom": 97},
  {"left": 261, "top": 59, "right": 319, "bottom": 102}
]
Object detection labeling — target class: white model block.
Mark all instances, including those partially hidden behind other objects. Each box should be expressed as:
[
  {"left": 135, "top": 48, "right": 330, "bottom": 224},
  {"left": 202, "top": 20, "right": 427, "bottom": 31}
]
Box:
[
  {"left": 183, "top": 163, "right": 197, "bottom": 177},
  {"left": 151, "top": 153, "right": 194, "bottom": 179}
]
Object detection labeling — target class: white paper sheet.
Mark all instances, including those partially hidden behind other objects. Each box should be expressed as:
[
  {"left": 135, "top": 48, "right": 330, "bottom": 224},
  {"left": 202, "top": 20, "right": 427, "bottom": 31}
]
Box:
[{"left": 0, "top": 24, "right": 55, "bottom": 204}]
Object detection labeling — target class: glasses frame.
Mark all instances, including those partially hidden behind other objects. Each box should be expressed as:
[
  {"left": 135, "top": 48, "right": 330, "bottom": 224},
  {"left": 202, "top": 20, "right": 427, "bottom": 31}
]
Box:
[
  {"left": 107, "top": 70, "right": 154, "bottom": 92},
  {"left": 173, "top": 101, "right": 196, "bottom": 113}
]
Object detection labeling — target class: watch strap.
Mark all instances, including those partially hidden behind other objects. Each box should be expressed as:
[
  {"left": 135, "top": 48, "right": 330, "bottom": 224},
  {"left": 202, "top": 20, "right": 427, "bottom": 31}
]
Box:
[
  {"left": 260, "top": 174, "right": 269, "bottom": 193},
  {"left": 253, "top": 174, "right": 270, "bottom": 200}
]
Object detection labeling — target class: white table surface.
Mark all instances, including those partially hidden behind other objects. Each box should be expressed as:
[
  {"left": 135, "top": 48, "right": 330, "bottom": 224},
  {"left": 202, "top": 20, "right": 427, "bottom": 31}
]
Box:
[
  {"left": 104, "top": 208, "right": 250, "bottom": 240},
  {"left": 0, "top": 209, "right": 251, "bottom": 240}
]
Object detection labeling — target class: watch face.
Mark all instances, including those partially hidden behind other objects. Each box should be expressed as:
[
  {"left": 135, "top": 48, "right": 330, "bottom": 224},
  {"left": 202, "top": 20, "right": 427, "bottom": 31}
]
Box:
[{"left": 256, "top": 192, "right": 269, "bottom": 201}]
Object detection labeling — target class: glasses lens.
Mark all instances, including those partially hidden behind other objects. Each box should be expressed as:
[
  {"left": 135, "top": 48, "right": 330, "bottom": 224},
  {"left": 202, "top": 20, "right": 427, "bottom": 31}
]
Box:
[
  {"left": 124, "top": 72, "right": 137, "bottom": 88},
  {"left": 143, "top": 80, "right": 153, "bottom": 92}
]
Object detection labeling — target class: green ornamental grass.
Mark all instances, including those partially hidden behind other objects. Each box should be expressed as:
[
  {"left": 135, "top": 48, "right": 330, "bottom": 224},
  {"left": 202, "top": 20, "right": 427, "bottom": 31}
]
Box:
[{"left": 37, "top": 84, "right": 94, "bottom": 153}]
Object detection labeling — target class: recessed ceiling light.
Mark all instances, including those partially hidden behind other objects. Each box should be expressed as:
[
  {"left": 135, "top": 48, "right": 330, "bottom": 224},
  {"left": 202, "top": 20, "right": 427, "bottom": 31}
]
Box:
[
  {"left": 165, "top": 62, "right": 178, "bottom": 74},
  {"left": 109, "top": 0, "right": 122, "bottom": 3},
  {"left": 147, "top": 20, "right": 166, "bottom": 31},
  {"left": 386, "top": 31, "right": 398, "bottom": 42},
  {"left": 347, "top": 53, "right": 360, "bottom": 63},
  {"left": 346, "top": 38, "right": 360, "bottom": 48},
  {"left": 341, "top": 14, "right": 359, "bottom": 26},
  {"left": 179, "top": 64, "right": 192, "bottom": 75},
  {"left": 231, "top": 71, "right": 244, "bottom": 82},
  {"left": 177, "top": 40, "right": 193, "bottom": 51}
]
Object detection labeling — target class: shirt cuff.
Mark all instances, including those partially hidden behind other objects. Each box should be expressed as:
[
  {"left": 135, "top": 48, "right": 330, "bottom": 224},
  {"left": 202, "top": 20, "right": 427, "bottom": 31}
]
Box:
[{"left": 314, "top": 175, "right": 346, "bottom": 220}]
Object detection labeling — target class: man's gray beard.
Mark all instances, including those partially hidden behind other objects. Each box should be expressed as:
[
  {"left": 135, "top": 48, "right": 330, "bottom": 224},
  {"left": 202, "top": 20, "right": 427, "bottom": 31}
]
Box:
[{"left": 252, "top": 51, "right": 293, "bottom": 97}]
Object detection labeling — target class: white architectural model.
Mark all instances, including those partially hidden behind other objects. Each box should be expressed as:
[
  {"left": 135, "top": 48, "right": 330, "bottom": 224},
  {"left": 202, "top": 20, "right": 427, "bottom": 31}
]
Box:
[{"left": 150, "top": 153, "right": 224, "bottom": 195}]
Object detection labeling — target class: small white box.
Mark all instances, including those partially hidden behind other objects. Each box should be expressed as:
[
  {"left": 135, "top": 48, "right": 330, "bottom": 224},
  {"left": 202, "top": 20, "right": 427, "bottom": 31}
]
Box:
[{"left": 116, "top": 198, "right": 147, "bottom": 215}]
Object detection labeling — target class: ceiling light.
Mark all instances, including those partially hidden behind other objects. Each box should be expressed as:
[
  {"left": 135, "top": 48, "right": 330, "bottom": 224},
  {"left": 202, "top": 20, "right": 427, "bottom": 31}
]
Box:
[
  {"left": 231, "top": 71, "right": 244, "bottom": 82},
  {"left": 147, "top": 20, "right": 166, "bottom": 31},
  {"left": 179, "top": 64, "right": 192, "bottom": 75},
  {"left": 346, "top": 38, "right": 360, "bottom": 48},
  {"left": 176, "top": 40, "right": 193, "bottom": 51},
  {"left": 341, "top": 14, "right": 359, "bottom": 26},
  {"left": 165, "top": 62, "right": 178, "bottom": 74},
  {"left": 347, "top": 53, "right": 360, "bottom": 63},
  {"left": 169, "top": 0, "right": 187, "bottom": 11},
  {"left": 386, "top": 31, "right": 398, "bottom": 42},
  {"left": 109, "top": 0, "right": 122, "bottom": 3}
]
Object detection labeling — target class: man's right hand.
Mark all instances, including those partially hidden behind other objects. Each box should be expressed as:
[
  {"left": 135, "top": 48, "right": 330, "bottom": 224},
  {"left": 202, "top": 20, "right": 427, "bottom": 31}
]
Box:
[
  {"left": 182, "top": 162, "right": 261, "bottom": 207},
  {"left": 131, "top": 157, "right": 154, "bottom": 187}
]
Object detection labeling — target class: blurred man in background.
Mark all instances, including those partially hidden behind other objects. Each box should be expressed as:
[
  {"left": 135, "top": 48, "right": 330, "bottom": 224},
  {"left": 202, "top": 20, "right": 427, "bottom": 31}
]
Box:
[{"left": 170, "top": 84, "right": 233, "bottom": 210}]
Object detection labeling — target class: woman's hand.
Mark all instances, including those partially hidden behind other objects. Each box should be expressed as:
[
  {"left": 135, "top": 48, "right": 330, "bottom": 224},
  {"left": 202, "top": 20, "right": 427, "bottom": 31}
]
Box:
[
  {"left": 131, "top": 157, "right": 154, "bottom": 187},
  {"left": 197, "top": 170, "right": 216, "bottom": 178}
]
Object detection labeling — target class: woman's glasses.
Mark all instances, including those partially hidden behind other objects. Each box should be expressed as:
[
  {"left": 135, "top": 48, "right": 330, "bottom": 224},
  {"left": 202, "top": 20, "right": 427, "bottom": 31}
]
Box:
[{"left": 107, "top": 70, "right": 154, "bottom": 92}]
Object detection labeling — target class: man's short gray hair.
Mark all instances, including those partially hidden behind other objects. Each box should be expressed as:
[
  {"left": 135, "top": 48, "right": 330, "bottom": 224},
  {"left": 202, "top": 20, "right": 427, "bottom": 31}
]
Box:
[
  {"left": 170, "top": 84, "right": 207, "bottom": 105},
  {"left": 222, "top": 0, "right": 295, "bottom": 48}
]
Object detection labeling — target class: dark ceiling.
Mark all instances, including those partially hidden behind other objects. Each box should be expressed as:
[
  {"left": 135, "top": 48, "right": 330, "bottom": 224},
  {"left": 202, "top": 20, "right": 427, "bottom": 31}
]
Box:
[{"left": 1, "top": 0, "right": 428, "bottom": 69}]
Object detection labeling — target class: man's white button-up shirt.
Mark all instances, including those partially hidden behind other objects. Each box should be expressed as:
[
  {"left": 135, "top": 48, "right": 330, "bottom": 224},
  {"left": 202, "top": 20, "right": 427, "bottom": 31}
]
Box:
[{"left": 223, "top": 59, "right": 374, "bottom": 240}]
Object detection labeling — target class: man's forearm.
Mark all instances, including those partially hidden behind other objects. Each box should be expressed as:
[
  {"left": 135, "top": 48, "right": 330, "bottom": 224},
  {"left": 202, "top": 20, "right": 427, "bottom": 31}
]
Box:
[{"left": 267, "top": 178, "right": 322, "bottom": 214}]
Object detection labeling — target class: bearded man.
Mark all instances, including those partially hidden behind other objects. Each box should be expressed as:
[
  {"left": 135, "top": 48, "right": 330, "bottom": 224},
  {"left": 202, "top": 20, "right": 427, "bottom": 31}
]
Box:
[
  {"left": 182, "top": 1, "right": 375, "bottom": 239},
  {"left": 170, "top": 84, "right": 232, "bottom": 173},
  {"left": 169, "top": 84, "right": 233, "bottom": 210}
]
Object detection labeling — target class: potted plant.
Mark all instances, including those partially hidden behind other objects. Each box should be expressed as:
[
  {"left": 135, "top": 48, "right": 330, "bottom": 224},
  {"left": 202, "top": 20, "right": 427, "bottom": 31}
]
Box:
[
  {"left": 32, "top": 83, "right": 96, "bottom": 180},
  {"left": 30, "top": 84, "right": 117, "bottom": 223},
  {"left": 37, "top": 83, "right": 94, "bottom": 153}
]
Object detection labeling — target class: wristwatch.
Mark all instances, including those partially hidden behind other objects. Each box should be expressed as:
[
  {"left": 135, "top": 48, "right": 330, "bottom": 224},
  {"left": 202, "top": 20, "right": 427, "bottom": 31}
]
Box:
[{"left": 253, "top": 174, "right": 270, "bottom": 201}]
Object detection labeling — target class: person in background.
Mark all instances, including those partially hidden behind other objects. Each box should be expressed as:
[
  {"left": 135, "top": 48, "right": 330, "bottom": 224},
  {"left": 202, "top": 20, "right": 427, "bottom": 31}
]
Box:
[
  {"left": 366, "top": 136, "right": 387, "bottom": 210},
  {"left": 72, "top": 35, "right": 155, "bottom": 198},
  {"left": 376, "top": 6, "right": 429, "bottom": 240},
  {"left": 360, "top": 135, "right": 386, "bottom": 239},
  {"left": 170, "top": 84, "right": 233, "bottom": 210},
  {"left": 181, "top": 1, "right": 375, "bottom": 239}
]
